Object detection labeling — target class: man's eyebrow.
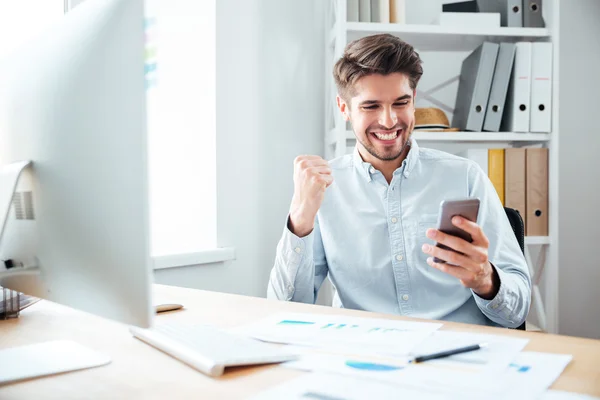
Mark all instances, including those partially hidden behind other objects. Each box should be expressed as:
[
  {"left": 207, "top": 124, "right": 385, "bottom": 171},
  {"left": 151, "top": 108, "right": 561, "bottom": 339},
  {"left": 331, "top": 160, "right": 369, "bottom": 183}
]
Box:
[
  {"left": 358, "top": 95, "right": 412, "bottom": 106},
  {"left": 394, "top": 94, "right": 412, "bottom": 101}
]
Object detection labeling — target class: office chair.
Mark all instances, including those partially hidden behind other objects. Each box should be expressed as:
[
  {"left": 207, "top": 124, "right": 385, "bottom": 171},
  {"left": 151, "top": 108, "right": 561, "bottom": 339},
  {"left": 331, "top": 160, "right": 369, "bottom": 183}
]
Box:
[{"left": 503, "top": 207, "right": 527, "bottom": 331}]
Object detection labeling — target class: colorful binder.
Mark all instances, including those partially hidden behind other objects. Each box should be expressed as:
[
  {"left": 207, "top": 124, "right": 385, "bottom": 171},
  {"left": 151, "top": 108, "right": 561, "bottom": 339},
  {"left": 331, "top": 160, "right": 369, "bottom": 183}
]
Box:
[
  {"left": 505, "top": 148, "right": 527, "bottom": 229},
  {"left": 526, "top": 148, "right": 549, "bottom": 236},
  {"left": 488, "top": 149, "right": 505, "bottom": 205},
  {"left": 390, "top": 0, "right": 406, "bottom": 23}
]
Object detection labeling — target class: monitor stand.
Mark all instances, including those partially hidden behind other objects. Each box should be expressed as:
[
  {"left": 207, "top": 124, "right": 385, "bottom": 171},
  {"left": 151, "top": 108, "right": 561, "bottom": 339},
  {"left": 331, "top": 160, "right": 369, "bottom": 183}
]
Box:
[
  {"left": 0, "top": 161, "right": 112, "bottom": 384},
  {"left": 0, "top": 161, "right": 31, "bottom": 245},
  {"left": 0, "top": 161, "right": 41, "bottom": 294},
  {"left": 0, "top": 340, "right": 111, "bottom": 385}
]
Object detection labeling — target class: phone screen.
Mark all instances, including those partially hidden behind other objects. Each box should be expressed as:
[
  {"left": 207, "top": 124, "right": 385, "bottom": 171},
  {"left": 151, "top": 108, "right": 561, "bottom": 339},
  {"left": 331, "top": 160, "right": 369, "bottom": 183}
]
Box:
[{"left": 433, "top": 198, "right": 480, "bottom": 264}]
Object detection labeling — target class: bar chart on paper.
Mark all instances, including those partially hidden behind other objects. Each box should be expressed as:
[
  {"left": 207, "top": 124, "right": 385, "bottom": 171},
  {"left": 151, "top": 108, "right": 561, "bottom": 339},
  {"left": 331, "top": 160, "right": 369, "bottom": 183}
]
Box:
[
  {"left": 283, "top": 349, "right": 409, "bottom": 374},
  {"left": 345, "top": 361, "right": 404, "bottom": 371},
  {"left": 282, "top": 351, "right": 411, "bottom": 386},
  {"left": 278, "top": 319, "right": 423, "bottom": 333},
  {"left": 501, "top": 352, "right": 574, "bottom": 399},
  {"left": 231, "top": 313, "right": 442, "bottom": 357}
]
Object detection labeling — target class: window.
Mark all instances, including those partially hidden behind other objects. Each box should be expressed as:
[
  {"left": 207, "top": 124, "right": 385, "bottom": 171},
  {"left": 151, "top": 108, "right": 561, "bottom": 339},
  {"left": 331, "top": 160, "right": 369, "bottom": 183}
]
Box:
[
  {"left": 145, "top": 1, "right": 217, "bottom": 257},
  {"left": 1, "top": 0, "right": 218, "bottom": 260}
]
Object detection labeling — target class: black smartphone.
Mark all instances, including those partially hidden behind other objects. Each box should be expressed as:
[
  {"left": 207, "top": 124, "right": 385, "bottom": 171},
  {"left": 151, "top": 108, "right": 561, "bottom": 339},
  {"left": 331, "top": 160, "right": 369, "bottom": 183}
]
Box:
[{"left": 433, "top": 198, "right": 480, "bottom": 264}]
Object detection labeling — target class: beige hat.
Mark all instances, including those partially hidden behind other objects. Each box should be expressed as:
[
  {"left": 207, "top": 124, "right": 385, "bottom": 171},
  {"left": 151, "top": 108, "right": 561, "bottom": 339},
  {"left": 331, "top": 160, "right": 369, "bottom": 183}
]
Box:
[{"left": 414, "top": 108, "right": 460, "bottom": 132}]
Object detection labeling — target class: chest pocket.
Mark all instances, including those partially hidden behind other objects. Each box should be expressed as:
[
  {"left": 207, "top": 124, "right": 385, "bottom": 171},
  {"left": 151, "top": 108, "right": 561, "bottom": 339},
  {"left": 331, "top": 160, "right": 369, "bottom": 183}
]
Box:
[
  {"left": 415, "top": 213, "right": 460, "bottom": 287},
  {"left": 416, "top": 214, "right": 438, "bottom": 263},
  {"left": 418, "top": 214, "right": 438, "bottom": 243}
]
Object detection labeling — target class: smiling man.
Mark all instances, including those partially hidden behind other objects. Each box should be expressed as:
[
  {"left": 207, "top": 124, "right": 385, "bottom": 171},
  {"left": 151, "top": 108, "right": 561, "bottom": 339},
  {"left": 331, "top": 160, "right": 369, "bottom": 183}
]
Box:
[{"left": 267, "top": 34, "right": 531, "bottom": 328}]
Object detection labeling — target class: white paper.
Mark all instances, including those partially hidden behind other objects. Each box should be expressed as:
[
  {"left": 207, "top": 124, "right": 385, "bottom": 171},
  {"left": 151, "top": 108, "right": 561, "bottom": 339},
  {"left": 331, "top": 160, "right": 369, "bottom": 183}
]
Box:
[
  {"left": 409, "top": 330, "right": 529, "bottom": 372},
  {"left": 501, "top": 352, "right": 573, "bottom": 399},
  {"left": 281, "top": 349, "right": 574, "bottom": 400},
  {"left": 283, "top": 351, "right": 409, "bottom": 376},
  {"left": 231, "top": 312, "right": 442, "bottom": 357},
  {"left": 282, "top": 351, "right": 502, "bottom": 399},
  {"left": 542, "top": 390, "right": 600, "bottom": 400},
  {"left": 248, "top": 371, "right": 449, "bottom": 400}
]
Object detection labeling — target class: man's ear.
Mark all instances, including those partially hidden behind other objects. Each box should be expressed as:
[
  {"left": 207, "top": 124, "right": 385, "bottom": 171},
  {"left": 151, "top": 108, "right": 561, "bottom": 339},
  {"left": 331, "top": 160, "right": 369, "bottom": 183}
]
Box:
[{"left": 336, "top": 95, "right": 350, "bottom": 121}]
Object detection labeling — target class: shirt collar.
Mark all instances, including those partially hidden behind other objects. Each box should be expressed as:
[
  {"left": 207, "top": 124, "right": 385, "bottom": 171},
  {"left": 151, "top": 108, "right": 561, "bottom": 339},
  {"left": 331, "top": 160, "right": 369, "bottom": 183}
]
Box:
[
  {"left": 404, "top": 138, "right": 419, "bottom": 178},
  {"left": 352, "top": 138, "right": 420, "bottom": 182},
  {"left": 352, "top": 146, "right": 374, "bottom": 182}
]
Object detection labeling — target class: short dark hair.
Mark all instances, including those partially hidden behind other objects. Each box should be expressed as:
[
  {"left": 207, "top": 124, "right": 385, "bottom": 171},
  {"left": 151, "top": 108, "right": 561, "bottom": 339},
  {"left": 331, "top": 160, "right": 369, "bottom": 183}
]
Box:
[{"left": 333, "top": 34, "right": 423, "bottom": 102}]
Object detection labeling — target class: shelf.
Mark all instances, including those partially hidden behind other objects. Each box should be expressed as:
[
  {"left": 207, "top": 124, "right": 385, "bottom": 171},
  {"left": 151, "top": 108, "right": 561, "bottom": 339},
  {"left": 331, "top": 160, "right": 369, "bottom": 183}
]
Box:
[
  {"left": 411, "top": 131, "right": 551, "bottom": 142},
  {"left": 525, "top": 236, "right": 550, "bottom": 246},
  {"left": 345, "top": 23, "right": 551, "bottom": 51},
  {"left": 328, "top": 129, "right": 551, "bottom": 145}
]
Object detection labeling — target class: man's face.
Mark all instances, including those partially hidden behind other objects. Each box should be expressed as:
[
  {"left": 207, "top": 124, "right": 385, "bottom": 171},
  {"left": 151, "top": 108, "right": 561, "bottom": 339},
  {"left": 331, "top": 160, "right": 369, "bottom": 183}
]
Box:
[{"left": 339, "top": 73, "right": 415, "bottom": 162}]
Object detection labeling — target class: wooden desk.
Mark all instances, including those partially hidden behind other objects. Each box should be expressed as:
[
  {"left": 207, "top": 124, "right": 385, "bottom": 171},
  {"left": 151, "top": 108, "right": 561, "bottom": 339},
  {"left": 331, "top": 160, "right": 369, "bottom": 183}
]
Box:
[{"left": 1, "top": 284, "right": 599, "bottom": 399}]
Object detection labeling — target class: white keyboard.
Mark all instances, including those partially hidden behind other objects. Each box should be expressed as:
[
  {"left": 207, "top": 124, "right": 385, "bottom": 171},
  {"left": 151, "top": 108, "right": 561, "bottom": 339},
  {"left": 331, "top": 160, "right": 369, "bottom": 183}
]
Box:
[{"left": 130, "top": 323, "right": 298, "bottom": 377}]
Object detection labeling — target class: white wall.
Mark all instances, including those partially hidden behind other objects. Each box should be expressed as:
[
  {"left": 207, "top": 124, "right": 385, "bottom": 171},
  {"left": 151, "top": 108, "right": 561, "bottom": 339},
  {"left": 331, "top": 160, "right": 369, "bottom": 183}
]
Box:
[
  {"left": 155, "top": 0, "right": 325, "bottom": 297},
  {"left": 67, "top": 0, "right": 85, "bottom": 9},
  {"left": 558, "top": 0, "right": 600, "bottom": 339}
]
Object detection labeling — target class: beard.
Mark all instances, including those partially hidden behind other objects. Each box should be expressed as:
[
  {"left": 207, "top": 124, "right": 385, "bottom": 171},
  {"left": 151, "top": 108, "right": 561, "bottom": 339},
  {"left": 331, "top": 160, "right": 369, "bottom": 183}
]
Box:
[{"left": 357, "top": 128, "right": 413, "bottom": 162}]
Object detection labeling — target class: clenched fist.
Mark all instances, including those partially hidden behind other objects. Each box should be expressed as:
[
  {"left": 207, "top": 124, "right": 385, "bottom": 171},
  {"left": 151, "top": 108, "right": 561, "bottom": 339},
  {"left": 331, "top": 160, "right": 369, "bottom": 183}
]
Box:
[{"left": 288, "top": 155, "right": 333, "bottom": 237}]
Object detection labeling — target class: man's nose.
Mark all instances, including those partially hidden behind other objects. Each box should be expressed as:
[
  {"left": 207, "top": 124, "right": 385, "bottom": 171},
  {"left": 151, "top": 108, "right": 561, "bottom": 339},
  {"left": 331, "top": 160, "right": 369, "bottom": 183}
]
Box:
[{"left": 379, "top": 107, "right": 397, "bottom": 129}]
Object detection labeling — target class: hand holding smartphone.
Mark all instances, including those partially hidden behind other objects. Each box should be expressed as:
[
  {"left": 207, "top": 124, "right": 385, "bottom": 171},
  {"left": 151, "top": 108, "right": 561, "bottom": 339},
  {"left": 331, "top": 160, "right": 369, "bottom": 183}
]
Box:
[{"left": 433, "top": 198, "right": 480, "bottom": 264}]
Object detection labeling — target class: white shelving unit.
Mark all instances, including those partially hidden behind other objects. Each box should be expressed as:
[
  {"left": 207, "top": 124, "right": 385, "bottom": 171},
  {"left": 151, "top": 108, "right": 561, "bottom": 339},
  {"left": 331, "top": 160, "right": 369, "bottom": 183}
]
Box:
[
  {"left": 336, "top": 23, "right": 551, "bottom": 51},
  {"left": 324, "top": 0, "right": 559, "bottom": 333},
  {"left": 327, "top": 129, "right": 551, "bottom": 145}
]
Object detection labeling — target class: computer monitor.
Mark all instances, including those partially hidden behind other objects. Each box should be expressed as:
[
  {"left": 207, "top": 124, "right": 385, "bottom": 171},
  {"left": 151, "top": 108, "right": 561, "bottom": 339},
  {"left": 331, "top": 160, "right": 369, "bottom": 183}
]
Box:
[{"left": 0, "top": 0, "right": 153, "bottom": 328}]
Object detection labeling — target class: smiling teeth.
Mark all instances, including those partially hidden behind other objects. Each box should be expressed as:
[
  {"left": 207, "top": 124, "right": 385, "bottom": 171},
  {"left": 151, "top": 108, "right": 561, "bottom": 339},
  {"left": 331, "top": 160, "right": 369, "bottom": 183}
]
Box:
[{"left": 374, "top": 131, "right": 398, "bottom": 140}]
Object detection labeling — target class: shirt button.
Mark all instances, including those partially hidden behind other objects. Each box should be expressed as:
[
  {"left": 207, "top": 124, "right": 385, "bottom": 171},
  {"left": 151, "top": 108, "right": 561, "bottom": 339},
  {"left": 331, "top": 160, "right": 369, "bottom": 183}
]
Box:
[
  {"left": 396, "top": 255, "right": 403, "bottom": 261},
  {"left": 391, "top": 217, "right": 398, "bottom": 223},
  {"left": 294, "top": 247, "right": 301, "bottom": 254},
  {"left": 402, "top": 294, "right": 409, "bottom": 301},
  {"left": 288, "top": 285, "right": 294, "bottom": 292},
  {"left": 369, "top": 167, "right": 376, "bottom": 174},
  {"left": 492, "top": 304, "right": 498, "bottom": 309}
]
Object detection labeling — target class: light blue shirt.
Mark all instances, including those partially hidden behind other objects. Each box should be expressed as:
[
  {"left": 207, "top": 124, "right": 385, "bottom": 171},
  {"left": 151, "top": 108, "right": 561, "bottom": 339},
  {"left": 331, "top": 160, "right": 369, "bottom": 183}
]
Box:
[{"left": 267, "top": 140, "right": 531, "bottom": 328}]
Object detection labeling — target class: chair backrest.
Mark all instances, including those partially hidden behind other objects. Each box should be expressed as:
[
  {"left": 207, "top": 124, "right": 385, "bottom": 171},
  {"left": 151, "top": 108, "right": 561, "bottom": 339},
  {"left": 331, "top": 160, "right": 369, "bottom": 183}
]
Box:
[
  {"left": 504, "top": 207, "right": 525, "bottom": 254},
  {"left": 503, "top": 207, "right": 527, "bottom": 331}
]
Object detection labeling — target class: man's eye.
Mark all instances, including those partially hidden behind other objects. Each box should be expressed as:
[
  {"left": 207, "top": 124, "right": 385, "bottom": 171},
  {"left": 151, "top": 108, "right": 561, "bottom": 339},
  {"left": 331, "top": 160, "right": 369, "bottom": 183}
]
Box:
[
  {"left": 394, "top": 102, "right": 409, "bottom": 106},
  {"left": 363, "top": 105, "right": 378, "bottom": 110}
]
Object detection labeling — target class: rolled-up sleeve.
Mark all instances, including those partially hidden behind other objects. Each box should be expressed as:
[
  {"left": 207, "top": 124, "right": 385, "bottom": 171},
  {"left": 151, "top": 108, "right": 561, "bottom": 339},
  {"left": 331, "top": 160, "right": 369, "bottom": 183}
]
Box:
[
  {"left": 267, "top": 215, "right": 329, "bottom": 304},
  {"left": 468, "top": 162, "right": 532, "bottom": 328}
]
